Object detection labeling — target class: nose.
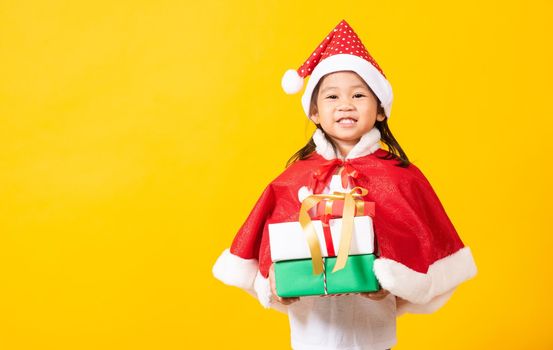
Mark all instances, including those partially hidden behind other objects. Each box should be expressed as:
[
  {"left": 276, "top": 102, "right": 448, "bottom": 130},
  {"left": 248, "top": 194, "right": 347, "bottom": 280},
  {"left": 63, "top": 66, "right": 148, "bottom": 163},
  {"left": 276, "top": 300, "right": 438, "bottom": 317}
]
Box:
[{"left": 337, "top": 102, "right": 354, "bottom": 111}]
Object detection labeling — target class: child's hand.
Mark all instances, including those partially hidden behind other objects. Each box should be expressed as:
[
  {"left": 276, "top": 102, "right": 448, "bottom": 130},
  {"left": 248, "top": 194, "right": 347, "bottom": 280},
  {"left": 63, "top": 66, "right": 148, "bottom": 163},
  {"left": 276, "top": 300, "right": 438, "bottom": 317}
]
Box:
[
  {"left": 395, "top": 295, "right": 408, "bottom": 308},
  {"left": 269, "top": 263, "right": 300, "bottom": 305},
  {"left": 360, "top": 289, "right": 390, "bottom": 301}
]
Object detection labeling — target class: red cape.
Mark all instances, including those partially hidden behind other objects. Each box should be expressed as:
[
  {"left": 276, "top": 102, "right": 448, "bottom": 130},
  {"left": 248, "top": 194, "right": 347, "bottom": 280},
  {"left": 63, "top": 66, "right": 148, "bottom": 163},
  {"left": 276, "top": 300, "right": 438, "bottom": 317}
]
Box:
[
  {"left": 215, "top": 143, "right": 476, "bottom": 312},
  {"left": 231, "top": 149, "right": 464, "bottom": 277}
]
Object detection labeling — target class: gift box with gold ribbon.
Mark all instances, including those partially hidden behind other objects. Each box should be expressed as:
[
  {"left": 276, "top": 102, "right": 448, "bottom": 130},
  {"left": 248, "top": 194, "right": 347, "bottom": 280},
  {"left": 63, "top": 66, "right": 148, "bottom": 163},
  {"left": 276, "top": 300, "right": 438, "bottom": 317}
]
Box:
[{"left": 268, "top": 187, "right": 380, "bottom": 297}]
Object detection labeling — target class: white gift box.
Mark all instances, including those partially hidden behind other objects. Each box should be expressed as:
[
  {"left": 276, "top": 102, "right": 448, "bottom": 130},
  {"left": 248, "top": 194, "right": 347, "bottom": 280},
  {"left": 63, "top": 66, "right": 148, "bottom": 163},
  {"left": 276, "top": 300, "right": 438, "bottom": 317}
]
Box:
[{"left": 268, "top": 216, "right": 375, "bottom": 262}]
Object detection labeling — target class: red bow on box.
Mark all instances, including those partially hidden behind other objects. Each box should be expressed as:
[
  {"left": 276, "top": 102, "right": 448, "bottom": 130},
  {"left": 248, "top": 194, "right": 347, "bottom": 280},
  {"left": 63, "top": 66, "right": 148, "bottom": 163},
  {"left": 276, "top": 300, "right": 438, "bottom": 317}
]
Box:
[
  {"left": 313, "top": 196, "right": 375, "bottom": 258},
  {"left": 309, "top": 159, "right": 361, "bottom": 194},
  {"left": 299, "top": 187, "right": 375, "bottom": 275}
]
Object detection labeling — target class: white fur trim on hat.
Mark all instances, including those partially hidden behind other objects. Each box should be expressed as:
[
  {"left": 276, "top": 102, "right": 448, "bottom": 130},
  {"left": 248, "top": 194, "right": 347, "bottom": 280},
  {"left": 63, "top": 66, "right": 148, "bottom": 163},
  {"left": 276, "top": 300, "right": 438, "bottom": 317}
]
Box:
[
  {"left": 301, "top": 54, "right": 393, "bottom": 118},
  {"left": 374, "top": 246, "right": 477, "bottom": 305}
]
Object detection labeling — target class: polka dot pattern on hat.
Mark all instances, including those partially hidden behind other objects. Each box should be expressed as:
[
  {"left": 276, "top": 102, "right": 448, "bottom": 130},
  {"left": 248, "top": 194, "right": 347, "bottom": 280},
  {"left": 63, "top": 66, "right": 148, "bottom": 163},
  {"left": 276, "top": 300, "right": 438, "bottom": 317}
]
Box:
[{"left": 297, "top": 19, "right": 386, "bottom": 79}]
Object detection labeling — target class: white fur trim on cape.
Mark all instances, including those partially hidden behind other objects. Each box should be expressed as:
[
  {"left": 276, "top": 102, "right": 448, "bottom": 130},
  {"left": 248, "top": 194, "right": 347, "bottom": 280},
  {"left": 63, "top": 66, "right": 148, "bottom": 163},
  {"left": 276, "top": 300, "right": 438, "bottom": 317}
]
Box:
[
  {"left": 212, "top": 249, "right": 258, "bottom": 290},
  {"left": 396, "top": 288, "right": 456, "bottom": 316},
  {"left": 254, "top": 270, "right": 271, "bottom": 307},
  {"left": 301, "top": 54, "right": 393, "bottom": 118},
  {"left": 312, "top": 128, "right": 336, "bottom": 160},
  {"left": 253, "top": 272, "right": 289, "bottom": 314},
  {"left": 374, "top": 246, "right": 477, "bottom": 305},
  {"left": 212, "top": 249, "right": 288, "bottom": 314},
  {"left": 312, "top": 127, "right": 381, "bottom": 160}
]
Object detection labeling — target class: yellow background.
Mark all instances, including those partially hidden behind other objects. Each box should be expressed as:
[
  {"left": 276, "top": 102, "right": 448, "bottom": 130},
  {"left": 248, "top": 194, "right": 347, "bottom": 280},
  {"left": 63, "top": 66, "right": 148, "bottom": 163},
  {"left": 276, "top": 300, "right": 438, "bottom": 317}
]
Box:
[{"left": 1, "top": 0, "right": 552, "bottom": 349}]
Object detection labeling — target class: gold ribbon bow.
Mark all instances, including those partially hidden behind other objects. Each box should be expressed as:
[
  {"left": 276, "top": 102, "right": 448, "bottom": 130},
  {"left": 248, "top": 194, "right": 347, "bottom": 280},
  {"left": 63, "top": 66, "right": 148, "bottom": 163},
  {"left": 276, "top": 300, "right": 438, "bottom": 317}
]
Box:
[{"left": 299, "top": 187, "right": 369, "bottom": 275}]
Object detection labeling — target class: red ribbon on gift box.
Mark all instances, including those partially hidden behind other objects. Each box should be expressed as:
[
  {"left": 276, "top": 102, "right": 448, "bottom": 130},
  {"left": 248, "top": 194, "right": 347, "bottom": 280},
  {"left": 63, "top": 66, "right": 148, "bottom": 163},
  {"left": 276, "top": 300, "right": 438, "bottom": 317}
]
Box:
[
  {"left": 313, "top": 198, "right": 375, "bottom": 258},
  {"left": 315, "top": 199, "right": 375, "bottom": 219}
]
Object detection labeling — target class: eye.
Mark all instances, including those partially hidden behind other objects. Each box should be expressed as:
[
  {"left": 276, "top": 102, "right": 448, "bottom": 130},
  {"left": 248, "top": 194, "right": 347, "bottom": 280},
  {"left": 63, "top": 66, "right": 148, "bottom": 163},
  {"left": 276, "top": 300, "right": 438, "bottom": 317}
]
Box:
[
  {"left": 325, "top": 95, "right": 338, "bottom": 99},
  {"left": 353, "top": 93, "right": 365, "bottom": 98}
]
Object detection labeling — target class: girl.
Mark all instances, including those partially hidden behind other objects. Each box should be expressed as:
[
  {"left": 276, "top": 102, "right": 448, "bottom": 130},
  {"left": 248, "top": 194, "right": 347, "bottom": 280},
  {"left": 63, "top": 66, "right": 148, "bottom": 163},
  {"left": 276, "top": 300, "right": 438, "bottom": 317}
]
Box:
[{"left": 213, "top": 19, "right": 477, "bottom": 350}]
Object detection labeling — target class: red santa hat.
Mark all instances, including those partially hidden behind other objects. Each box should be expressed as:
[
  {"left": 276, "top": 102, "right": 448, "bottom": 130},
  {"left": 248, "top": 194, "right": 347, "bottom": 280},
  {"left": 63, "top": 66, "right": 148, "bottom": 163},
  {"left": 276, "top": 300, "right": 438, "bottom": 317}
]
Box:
[{"left": 281, "top": 19, "right": 394, "bottom": 119}]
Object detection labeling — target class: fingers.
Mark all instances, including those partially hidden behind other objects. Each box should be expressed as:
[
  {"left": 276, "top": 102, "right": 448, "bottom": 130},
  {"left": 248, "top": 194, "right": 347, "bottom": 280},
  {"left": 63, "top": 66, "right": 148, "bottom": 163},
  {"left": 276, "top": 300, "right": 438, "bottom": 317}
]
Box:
[
  {"left": 276, "top": 296, "right": 300, "bottom": 305},
  {"left": 269, "top": 264, "right": 278, "bottom": 297},
  {"left": 360, "top": 289, "right": 390, "bottom": 301},
  {"left": 269, "top": 291, "right": 299, "bottom": 305},
  {"left": 269, "top": 264, "right": 299, "bottom": 305}
]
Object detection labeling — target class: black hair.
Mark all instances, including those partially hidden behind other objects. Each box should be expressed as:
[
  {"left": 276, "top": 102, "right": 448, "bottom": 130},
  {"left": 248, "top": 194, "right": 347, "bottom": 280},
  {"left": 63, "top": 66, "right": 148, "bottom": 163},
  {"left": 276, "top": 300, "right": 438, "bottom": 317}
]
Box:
[{"left": 286, "top": 73, "right": 411, "bottom": 168}]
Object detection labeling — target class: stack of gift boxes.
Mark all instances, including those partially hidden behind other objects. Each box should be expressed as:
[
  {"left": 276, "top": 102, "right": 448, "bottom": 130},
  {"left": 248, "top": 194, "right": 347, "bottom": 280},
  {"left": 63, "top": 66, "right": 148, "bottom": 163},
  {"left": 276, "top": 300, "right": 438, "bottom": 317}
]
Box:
[{"left": 269, "top": 188, "right": 380, "bottom": 297}]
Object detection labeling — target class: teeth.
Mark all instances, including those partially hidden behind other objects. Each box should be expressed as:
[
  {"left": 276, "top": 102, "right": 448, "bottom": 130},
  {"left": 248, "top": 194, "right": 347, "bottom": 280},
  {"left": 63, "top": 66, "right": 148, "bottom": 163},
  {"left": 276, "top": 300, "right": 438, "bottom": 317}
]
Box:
[{"left": 338, "top": 118, "right": 356, "bottom": 124}]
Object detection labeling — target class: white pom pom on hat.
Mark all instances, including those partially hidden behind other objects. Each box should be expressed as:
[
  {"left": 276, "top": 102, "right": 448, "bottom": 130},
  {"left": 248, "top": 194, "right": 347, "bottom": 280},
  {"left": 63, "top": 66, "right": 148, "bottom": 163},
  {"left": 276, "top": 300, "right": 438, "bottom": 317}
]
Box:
[
  {"left": 281, "top": 69, "right": 304, "bottom": 94},
  {"left": 281, "top": 19, "right": 393, "bottom": 119}
]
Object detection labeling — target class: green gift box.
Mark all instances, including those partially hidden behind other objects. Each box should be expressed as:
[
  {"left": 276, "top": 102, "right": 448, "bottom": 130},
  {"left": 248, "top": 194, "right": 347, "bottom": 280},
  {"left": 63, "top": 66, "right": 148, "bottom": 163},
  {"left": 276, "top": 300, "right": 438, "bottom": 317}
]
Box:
[
  {"left": 274, "top": 254, "right": 380, "bottom": 297},
  {"left": 269, "top": 215, "right": 381, "bottom": 298}
]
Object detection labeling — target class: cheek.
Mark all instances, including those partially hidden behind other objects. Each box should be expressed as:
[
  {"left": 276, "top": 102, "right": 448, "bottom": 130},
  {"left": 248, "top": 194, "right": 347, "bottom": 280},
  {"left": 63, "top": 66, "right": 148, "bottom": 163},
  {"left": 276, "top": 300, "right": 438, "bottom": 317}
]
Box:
[
  {"left": 318, "top": 106, "right": 333, "bottom": 120},
  {"left": 359, "top": 104, "right": 377, "bottom": 118}
]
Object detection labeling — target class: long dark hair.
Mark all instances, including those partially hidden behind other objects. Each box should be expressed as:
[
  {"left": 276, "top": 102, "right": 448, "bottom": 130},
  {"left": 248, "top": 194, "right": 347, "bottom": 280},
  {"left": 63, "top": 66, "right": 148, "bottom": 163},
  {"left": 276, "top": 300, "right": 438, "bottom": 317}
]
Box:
[{"left": 286, "top": 74, "right": 411, "bottom": 168}]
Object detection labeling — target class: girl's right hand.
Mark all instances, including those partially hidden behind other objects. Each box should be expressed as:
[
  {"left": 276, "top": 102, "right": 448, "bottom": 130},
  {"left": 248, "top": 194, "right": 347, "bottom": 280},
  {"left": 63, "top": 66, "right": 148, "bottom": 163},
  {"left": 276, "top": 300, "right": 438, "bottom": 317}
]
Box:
[{"left": 269, "top": 263, "right": 300, "bottom": 305}]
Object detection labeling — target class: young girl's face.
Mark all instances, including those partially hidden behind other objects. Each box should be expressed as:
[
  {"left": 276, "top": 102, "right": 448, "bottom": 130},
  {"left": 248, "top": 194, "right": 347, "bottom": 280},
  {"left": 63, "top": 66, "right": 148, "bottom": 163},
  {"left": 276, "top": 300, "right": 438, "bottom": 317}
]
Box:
[{"left": 310, "top": 71, "right": 385, "bottom": 147}]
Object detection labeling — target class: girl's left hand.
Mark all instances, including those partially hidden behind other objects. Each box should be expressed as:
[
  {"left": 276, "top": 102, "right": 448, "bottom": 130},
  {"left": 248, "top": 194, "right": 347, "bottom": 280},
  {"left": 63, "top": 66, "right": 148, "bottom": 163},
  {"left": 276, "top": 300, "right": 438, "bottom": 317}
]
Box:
[
  {"left": 269, "top": 263, "right": 300, "bottom": 305},
  {"left": 360, "top": 289, "right": 390, "bottom": 301}
]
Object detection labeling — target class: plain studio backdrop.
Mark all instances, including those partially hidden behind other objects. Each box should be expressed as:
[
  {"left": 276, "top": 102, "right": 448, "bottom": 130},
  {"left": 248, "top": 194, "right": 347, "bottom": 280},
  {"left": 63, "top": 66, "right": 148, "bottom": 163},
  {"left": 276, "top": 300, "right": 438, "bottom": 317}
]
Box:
[{"left": 1, "top": 1, "right": 552, "bottom": 349}]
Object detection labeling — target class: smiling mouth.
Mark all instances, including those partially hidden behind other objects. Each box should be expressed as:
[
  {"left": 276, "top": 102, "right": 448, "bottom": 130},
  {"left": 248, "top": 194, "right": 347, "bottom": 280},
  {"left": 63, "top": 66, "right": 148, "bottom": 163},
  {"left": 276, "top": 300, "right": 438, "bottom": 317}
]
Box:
[{"left": 337, "top": 117, "right": 358, "bottom": 124}]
